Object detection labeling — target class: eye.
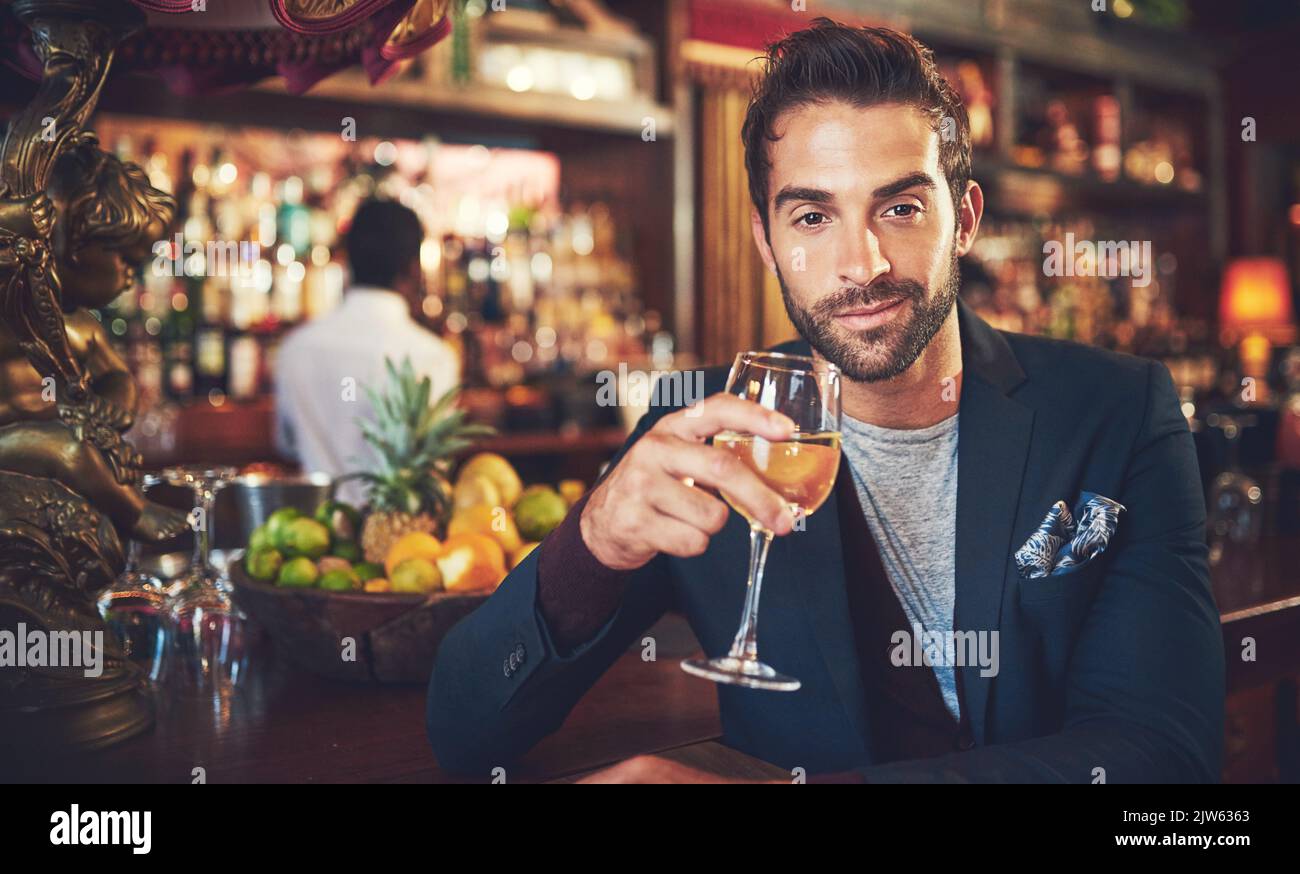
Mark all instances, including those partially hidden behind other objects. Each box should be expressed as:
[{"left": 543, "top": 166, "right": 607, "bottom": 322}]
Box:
[
  {"left": 883, "top": 203, "right": 922, "bottom": 219},
  {"left": 795, "top": 212, "right": 828, "bottom": 228}
]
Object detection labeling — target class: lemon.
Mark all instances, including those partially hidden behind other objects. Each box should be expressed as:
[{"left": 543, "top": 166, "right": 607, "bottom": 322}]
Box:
[
  {"left": 391, "top": 557, "right": 442, "bottom": 593},
  {"left": 384, "top": 531, "right": 442, "bottom": 578},
  {"left": 452, "top": 474, "right": 502, "bottom": 511},
  {"left": 558, "top": 480, "right": 585, "bottom": 506},
  {"left": 449, "top": 503, "right": 523, "bottom": 553},
  {"left": 457, "top": 453, "right": 523, "bottom": 508}
]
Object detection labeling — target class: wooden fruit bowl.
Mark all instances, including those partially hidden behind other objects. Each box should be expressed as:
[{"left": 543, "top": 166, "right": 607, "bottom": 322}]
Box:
[{"left": 229, "top": 557, "right": 490, "bottom": 684}]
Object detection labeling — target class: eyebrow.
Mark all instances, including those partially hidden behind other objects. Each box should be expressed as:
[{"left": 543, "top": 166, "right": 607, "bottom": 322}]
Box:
[
  {"left": 872, "top": 172, "right": 937, "bottom": 200},
  {"left": 772, "top": 186, "right": 832, "bottom": 213},
  {"left": 771, "top": 172, "right": 937, "bottom": 213}
]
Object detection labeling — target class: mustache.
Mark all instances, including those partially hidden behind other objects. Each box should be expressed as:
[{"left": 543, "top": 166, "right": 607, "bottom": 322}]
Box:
[{"left": 812, "top": 278, "right": 925, "bottom": 318}]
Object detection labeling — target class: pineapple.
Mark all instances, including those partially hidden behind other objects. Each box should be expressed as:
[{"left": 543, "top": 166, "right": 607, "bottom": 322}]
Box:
[{"left": 354, "top": 357, "right": 495, "bottom": 563}]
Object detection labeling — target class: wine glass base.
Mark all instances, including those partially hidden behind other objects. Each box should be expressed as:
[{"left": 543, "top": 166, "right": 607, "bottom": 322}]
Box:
[{"left": 680, "top": 656, "right": 801, "bottom": 691}]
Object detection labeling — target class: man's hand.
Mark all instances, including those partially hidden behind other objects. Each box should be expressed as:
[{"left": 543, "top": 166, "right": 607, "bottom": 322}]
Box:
[
  {"left": 579, "top": 394, "right": 798, "bottom": 571},
  {"left": 576, "top": 754, "right": 779, "bottom": 784}
]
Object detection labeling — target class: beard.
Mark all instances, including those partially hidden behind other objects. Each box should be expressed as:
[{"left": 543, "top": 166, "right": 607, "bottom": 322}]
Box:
[{"left": 776, "top": 242, "right": 961, "bottom": 383}]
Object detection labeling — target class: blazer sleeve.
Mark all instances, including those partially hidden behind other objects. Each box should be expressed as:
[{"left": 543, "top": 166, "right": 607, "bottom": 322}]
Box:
[
  {"left": 426, "top": 403, "right": 677, "bottom": 776},
  {"left": 851, "top": 359, "right": 1225, "bottom": 783}
]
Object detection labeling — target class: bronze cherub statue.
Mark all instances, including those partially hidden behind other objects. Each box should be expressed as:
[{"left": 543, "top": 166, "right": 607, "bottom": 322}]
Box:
[{"left": 0, "top": 143, "right": 189, "bottom": 545}]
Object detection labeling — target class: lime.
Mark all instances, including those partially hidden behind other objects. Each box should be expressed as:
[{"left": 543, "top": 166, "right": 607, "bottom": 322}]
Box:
[
  {"left": 315, "top": 500, "right": 361, "bottom": 542},
  {"left": 248, "top": 524, "right": 272, "bottom": 554},
  {"left": 245, "top": 547, "right": 283, "bottom": 582},
  {"left": 276, "top": 556, "right": 319, "bottom": 588},
  {"left": 283, "top": 518, "right": 331, "bottom": 559},
  {"left": 391, "top": 557, "right": 442, "bottom": 593},
  {"left": 353, "top": 561, "right": 384, "bottom": 582},
  {"left": 331, "top": 539, "right": 363, "bottom": 562},
  {"left": 513, "top": 486, "right": 568, "bottom": 541},
  {"left": 319, "top": 568, "right": 359, "bottom": 591},
  {"left": 266, "top": 507, "right": 302, "bottom": 550}
]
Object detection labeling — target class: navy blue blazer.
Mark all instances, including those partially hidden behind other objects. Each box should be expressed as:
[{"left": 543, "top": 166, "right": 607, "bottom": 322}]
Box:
[{"left": 427, "top": 300, "right": 1225, "bottom": 782}]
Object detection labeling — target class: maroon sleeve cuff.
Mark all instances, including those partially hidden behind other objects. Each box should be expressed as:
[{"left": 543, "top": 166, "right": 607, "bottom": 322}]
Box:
[
  {"left": 536, "top": 491, "right": 631, "bottom": 655},
  {"left": 808, "top": 769, "right": 868, "bottom": 784}
]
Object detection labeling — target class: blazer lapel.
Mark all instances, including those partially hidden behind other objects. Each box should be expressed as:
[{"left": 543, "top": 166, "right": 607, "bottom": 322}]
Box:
[
  {"left": 783, "top": 468, "right": 872, "bottom": 747},
  {"left": 952, "top": 301, "right": 1034, "bottom": 744}
]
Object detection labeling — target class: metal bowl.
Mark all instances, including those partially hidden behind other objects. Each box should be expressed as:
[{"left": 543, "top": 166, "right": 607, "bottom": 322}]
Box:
[{"left": 225, "top": 472, "right": 336, "bottom": 543}]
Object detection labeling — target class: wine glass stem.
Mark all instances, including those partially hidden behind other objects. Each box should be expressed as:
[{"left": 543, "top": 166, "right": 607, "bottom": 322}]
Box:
[
  {"left": 726, "top": 524, "right": 774, "bottom": 661},
  {"left": 192, "top": 484, "right": 215, "bottom": 571},
  {"left": 126, "top": 537, "right": 142, "bottom": 574}
]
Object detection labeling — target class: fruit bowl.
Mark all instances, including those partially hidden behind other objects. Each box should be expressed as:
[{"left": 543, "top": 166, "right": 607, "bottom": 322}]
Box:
[
  {"left": 225, "top": 358, "right": 584, "bottom": 682},
  {"left": 229, "top": 557, "right": 490, "bottom": 684}
]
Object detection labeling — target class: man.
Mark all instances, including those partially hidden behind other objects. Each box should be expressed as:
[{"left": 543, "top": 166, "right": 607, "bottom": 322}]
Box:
[
  {"left": 426, "top": 20, "right": 1224, "bottom": 783},
  {"left": 275, "top": 199, "right": 459, "bottom": 504}
]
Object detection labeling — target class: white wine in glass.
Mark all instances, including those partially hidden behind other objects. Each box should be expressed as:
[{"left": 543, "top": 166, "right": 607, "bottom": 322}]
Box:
[{"left": 681, "top": 351, "right": 842, "bottom": 691}]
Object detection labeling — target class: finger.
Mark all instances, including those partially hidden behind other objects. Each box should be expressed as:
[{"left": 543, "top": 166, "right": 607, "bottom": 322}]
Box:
[
  {"left": 646, "top": 474, "right": 731, "bottom": 534},
  {"left": 655, "top": 439, "right": 793, "bottom": 534},
  {"left": 661, "top": 393, "right": 794, "bottom": 443},
  {"left": 640, "top": 512, "right": 714, "bottom": 559}
]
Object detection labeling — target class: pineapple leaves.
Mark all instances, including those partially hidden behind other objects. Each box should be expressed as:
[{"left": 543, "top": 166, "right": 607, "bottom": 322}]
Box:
[{"left": 348, "top": 355, "right": 497, "bottom": 514}]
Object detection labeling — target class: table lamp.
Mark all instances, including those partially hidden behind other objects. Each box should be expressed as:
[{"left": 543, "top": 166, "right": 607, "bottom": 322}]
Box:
[{"left": 1219, "top": 257, "right": 1295, "bottom": 403}]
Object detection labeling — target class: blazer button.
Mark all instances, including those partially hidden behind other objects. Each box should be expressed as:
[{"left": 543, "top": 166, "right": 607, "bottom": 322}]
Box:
[
  {"left": 514, "top": 643, "right": 526, "bottom": 663},
  {"left": 508, "top": 652, "right": 519, "bottom": 671},
  {"left": 503, "top": 657, "right": 513, "bottom": 678}
]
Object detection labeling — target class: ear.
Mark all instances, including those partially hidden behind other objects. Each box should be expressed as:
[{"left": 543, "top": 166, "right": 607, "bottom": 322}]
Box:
[
  {"left": 750, "top": 208, "right": 778, "bottom": 277},
  {"left": 402, "top": 256, "right": 423, "bottom": 287},
  {"left": 954, "top": 180, "right": 984, "bottom": 258}
]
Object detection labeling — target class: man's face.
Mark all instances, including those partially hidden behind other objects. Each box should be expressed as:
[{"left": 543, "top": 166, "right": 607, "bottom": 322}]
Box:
[{"left": 752, "top": 100, "right": 975, "bottom": 382}]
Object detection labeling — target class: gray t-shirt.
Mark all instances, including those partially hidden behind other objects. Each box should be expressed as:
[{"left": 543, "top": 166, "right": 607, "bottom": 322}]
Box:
[{"left": 840, "top": 411, "right": 960, "bottom": 720}]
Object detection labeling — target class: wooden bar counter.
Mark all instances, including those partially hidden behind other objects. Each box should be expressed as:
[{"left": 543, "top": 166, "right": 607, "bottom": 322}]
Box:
[{"left": 4, "top": 539, "right": 1297, "bottom": 784}]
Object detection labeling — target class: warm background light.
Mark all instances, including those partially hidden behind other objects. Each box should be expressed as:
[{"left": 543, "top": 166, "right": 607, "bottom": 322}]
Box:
[{"left": 1219, "top": 257, "right": 1294, "bottom": 337}]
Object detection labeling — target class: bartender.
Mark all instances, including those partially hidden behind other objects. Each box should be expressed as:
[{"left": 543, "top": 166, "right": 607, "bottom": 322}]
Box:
[{"left": 275, "top": 198, "right": 460, "bottom": 504}]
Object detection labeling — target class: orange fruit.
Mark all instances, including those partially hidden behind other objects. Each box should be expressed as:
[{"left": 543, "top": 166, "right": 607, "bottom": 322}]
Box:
[
  {"left": 384, "top": 531, "right": 442, "bottom": 579},
  {"left": 437, "top": 533, "right": 507, "bottom": 593}
]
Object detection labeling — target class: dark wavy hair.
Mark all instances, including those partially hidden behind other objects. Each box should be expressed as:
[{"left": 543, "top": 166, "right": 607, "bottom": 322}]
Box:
[
  {"left": 742, "top": 18, "right": 971, "bottom": 238},
  {"left": 345, "top": 198, "right": 424, "bottom": 288}
]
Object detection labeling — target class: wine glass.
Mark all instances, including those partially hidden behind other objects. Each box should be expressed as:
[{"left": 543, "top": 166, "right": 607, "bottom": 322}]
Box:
[
  {"left": 162, "top": 465, "right": 247, "bottom": 694},
  {"left": 1205, "top": 413, "right": 1263, "bottom": 564},
  {"left": 97, "top": 473, "right": 169, "bottom": 683},
  {"left": 681, "top": 351, "right": 842, "bottom": 691}
]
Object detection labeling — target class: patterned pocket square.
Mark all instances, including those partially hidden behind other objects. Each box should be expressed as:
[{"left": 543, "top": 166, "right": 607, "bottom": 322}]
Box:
[{"left": 1014, "top": 492, "right": 1125, "bottom": 579}]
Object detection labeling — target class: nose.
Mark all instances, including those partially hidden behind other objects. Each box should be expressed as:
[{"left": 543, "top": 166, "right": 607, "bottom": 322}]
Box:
[{"left": 837, "top": 224, "right": 890, "bottom": 288}]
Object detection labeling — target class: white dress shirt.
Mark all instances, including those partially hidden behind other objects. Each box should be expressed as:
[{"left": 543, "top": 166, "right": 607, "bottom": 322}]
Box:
[{"left": 274, "top": 286, "right": 460, "bottom": 506}]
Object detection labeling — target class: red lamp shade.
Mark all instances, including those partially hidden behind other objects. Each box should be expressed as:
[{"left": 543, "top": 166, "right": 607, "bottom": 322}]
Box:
[{"left": 1219, "top": 257, "right": 1295, "bottom": 341}]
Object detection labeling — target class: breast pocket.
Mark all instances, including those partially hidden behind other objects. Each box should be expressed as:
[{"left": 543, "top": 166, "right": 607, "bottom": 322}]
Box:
[
  {"left": 1017, "top": 557, "right": 1108, "bottom": 718},
  {"left": 1018, "top": 557, "right": 1107, "bottom": 606}
]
